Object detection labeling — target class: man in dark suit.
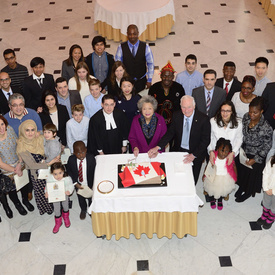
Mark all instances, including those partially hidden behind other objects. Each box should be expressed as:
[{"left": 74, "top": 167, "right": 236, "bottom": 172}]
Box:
[
  {"left": 55, "top": 77, "right": 82, "bottom": 117},
  {"left": 262, "top": 82, "right": 275, "bottom": 129},
  {"left": 192, "top": 69, "right": 226, "bottom": 118},
  {"left": 67, "top": 141, "right": 96, "bottom": 220},
  {"left": 215, "top": 61, "right": 242, "bottom": 101},
  {"left": 149, "top": 95, "right": 210, "bottom": 184},
  {"left": 23, "top": 57, "right": 55, "bottom": 111},
  {"left": 0, "top": 72, "right": 21, "bottom": 115},
  {"left": 85, "top": 36, "right": 114, "bottom": 93}
]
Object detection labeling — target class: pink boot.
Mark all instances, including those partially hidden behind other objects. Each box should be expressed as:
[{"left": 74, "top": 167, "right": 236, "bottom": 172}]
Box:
[
  {"left": 62, "top": 210, "right": 71, "bottom": 228},
  {"left": 53, "top": 216, "right": 62, "bottom": 234}
]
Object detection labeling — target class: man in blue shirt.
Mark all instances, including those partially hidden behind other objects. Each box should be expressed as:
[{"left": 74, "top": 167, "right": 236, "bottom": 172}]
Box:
[
  {"left": 115, "top": 24, "right": 154, "bottom": 92},
  {"left": 175, "top": 54, "right": 203, "bottom": 96}
]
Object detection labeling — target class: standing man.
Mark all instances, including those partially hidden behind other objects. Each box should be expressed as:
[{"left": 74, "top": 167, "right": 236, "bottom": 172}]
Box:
[
  {"left": 215, "top": 61, "right": 242, "bottom": 101},
  {"left": 149, "top": 95, "right": 210, "bottom": 184},
  {"left": 149, "top": 61, "right": 185, "bottom": 127},
  {"left": 55, "top": 77, "right": 82, "bottom": 118},
  {"left": 0, "top": 72, "right": 21, "bottom": 115},
  {"left": 192, "top": 69, "right": 226, "bottom": 118},
  {"left": 254, "top": 57, "right": 271, "bottom": 96},
  {"left": 115, "top": 24, "right": 154, "bottom": 92},
  {"left": 175, "top": 54, "right": 203, "bottom": 96},
  {"left": 262, "top": 82, "right": 275, "bottom": 129},
  {"left": 85, "top": 36, "right": 114, "bottom": 93},
  {"left": 1, "top": 49, "right": 28, "bottom": 92},
  {"left": 23, "top": 57, "right": 55, "bottom": 111}
]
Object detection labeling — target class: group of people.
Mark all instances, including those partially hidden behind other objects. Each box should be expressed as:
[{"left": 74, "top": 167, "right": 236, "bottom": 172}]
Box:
[{"left": 1, "top": 23, "right": 275, "bottom": 231}]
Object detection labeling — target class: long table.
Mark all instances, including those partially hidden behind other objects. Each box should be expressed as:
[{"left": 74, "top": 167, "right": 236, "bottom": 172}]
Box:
[
  {"left": 94, "top": 0, "right": 175, "bottom": 42},
  {"left": 88, "top": 152, "right": 203, "bottom": 240}
]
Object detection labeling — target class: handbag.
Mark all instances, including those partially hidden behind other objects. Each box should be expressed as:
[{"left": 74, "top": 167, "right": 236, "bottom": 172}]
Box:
[{"left": 0, "top": 172, "right": 15, "bottom": 194}]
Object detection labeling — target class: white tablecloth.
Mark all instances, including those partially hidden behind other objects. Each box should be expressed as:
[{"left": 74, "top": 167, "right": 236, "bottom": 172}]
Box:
[
  {"left": 88, "top": 152, "right": 203, "bottom": 214},
  {"left": 94, "top": 0, "right": 175, "bottom": 36}
]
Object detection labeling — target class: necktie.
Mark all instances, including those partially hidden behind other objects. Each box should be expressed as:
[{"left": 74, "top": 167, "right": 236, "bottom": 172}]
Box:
[
  {"left": 78, "top": 160, "right": 83, "bottom": 182},
  {"left": 206, "top": 91, "right": 211, "bottom": 115},
  {"left": 181, "top": 117, "right": 190, "bottom": 149},
  {"left": 37, "top": 78, "right": 42, "bottom": 88},
  {"left": 131, "top": 46, "right": 135, "bottom": 57},
  {"left": 225, "top": 82, "right": 229, "bottom": 95},
  {"left": 7, "top": 92, "right": 10, "bottom": 99}
]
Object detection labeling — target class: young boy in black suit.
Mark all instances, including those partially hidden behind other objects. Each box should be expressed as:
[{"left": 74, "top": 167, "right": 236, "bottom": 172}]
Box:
[{"left": 67, "top": 141, "right": 96, "bottom": 220}]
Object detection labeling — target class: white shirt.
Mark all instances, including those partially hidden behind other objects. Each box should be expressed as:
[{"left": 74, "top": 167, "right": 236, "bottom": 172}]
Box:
[
  {"left": 216, "top": 158, "right": 227, "bottom": 176},
  {"left": 33, "top": 73, "right": 45, "bottom": 86},
  {"left": 231, "top": 92, "right": 249, "bottom": 119},
  {"left": 223, "top": 79, "right": 233, "bottom": 92},
  {"left": 103, "top": 110, "right": 117, "bottom": 130},
  {"left": 50, "top": 111, "right": 58, "bottom": 130},
  {"left": 208, "top": 117, "right": 243, "bottom": 156},
  {"left": 76, "top": 157, "right": 88, "bottom": 186}
]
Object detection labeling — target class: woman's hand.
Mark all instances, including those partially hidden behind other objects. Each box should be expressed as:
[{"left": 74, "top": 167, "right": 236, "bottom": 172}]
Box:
[
  {"left": 65, "top": 191, "right": 70, "bottom": 196},
  {"left": 265, "top": 189, "right": 273, "bottom": 196},
  {"left": 246, "top": 158, "right": 255, "bottom": 166},
  {"left": 148, "top": 146, "right": 159, "bottom": 158},
  {"left": 133, "top": 147, "right": 139, "bottom": 157},
  {"left": 37, "top": 107, "right": 43, "bottom": 113},
  {"left": 48, "top": 157, "right": 61, "bottom": 166},
  {"left": 226, "top": 152, "right": 235, "bottom": 165},
  {"left": 14, "top": 163, "right": 22, "bottom": 175},
  {"left": 209, "top": 151, "right": 215, "bottom": 166}
]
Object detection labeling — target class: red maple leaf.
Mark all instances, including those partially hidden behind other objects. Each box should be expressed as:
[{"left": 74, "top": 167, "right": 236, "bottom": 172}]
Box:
[{"left": 133, "top": 165, "right": 150, "bottom": 177}]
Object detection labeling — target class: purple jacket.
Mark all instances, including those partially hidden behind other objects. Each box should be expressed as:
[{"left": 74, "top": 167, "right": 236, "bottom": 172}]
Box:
[{"left": 128, "top": 113, "right": 167, "bottom": 153}]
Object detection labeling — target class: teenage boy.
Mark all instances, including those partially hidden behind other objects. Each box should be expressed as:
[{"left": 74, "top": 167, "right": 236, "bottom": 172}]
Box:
[
  {"left": 23, "top": 57, "right": 55, "bottom": 111},
  {"left": 254, "top": 57, "right": 271, "bottom": 96},
  {"left": 215, "top": 61, "right": 242, "bottom": 101},
  {"left": 67, "top": 141, "right": 96, "bottom": 220},
  {"left": 84, "top": 78, "right": 103, "bottom": 118},
  {"left": 66, "top": 104, "right": 89, "bottom": 154}
]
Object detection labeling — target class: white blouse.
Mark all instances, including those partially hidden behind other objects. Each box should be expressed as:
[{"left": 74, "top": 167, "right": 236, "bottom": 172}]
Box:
[
  {"left": 231, "top": 92, "right": 249, "bottom": 119},
  {"left": 208, "top": 117, "right": 243, "bottom": 156}
]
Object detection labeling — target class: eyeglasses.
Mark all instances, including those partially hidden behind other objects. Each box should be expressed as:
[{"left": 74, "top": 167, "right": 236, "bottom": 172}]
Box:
[
  {"left": 4, "top": 56, "right": 15, "bottom": 61},
  {"left": 221, "top": 110, "right": 232, "bottom": 113},
  {"left": 0, "top": 78, "right": 10, "bottom": 82},
  {"left": 10, "top": 103, "right": 24, "bottom": 108}
]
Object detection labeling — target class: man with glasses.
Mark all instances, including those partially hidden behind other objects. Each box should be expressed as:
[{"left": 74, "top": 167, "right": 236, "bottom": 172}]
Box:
[
  {"left": 0, "top": 72, "right": 21, "bottom": 115},
  {"left": 1, "top": 49, "right": 28, "bottom": 92},
  {"left": 4, "top": 93, "right": 42, "bottom": 136}
]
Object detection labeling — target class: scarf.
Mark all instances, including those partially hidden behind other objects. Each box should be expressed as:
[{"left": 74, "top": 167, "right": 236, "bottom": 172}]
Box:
[{"left": 140, "top": 113, "right": 157, "bottom": 139}]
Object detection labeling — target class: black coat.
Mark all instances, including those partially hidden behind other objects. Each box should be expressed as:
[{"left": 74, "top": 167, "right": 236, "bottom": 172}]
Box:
[
  {"left": 0, "top": 86, "right": 21, "bottom": 115},
  {"left": 215, "top": 77, "right": 242, "bottom": 101}
]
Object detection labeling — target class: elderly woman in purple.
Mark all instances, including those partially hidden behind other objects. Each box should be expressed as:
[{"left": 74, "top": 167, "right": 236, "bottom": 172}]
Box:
[{"left": 128, "top": 95, "right": 167, "bottom": 157}]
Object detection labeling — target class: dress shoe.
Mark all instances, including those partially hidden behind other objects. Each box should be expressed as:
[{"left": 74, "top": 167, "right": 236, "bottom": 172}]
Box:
[
  {"left": 28, "top": 192, "right": 33, "bottom": 201},
  {"left": 224, "top": 194, "right": 229, "bottom": 201},
  {"left": 23, "top": 199, "right": 35, "bottom": 212},
  {"left": 210, "top": 200, "right": 216, "bottom": 209},
  {"left": 3, "top": 205, "right": 13, "bottom": 219},
  {"left": 235, "top": 193, "right": 251, "bottom": 203},
  {"left": 80, "top": 211, "right": 86, "bottom": 220},
  {"left": 15, "top": 203, "right": 27, "bottom": 216},
  {"left": 234, "top": 188, "right": 243, "bottom": 198}
]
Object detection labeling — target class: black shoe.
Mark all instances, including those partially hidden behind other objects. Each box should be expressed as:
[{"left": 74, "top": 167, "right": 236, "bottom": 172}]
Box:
[
  {"left": 205, "top": 194, "right": 211, "bottom": 203},
  {"left": 0, "top": 215, "right": 1, "bottom": 222},
  {"left": 234, "top": 188, "right": 243, "bottom": 198},
  {"left": 3, "top": 205, "right": 13, "bottom": 219},
  {"left": 15, "top": 203, "right": 27, "bottom": 216},
  {"left": 263, "top": 221, "right": 274, "bottom": 230},
  {"left": 235, "top": 193, "right": 251, "bottom": 203},
  {"left": 23, "top": 199, "right": 35, "bottom": 212},
  {"left": 257, "top": 217, "right": 265, "bottom": 226}
]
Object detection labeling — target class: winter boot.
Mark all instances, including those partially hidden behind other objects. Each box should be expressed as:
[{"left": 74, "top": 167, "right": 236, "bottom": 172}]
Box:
[
  {"left": 62, "top": 210, "right": 71, "bottom": 228},
  {"left": 257, "top": 206, "right": 269, "bottom": 226},
  {"left": 53, "top": 216, "right": 62, "bottom": 234},
  {"left": 263, "top": 210, "right": 275, "bottom": 230}
]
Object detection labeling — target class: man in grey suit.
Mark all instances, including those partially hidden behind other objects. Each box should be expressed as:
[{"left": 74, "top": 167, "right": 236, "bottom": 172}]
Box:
[
  {"left": 55, "top": 77, "right": 82, "bottom": 118},
  {"left": 192, "top": 69, "right": 226, "bottom": 118}
]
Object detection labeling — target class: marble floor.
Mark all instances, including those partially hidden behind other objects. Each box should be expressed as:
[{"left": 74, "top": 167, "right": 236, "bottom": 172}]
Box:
[{"left": 1, "top": 0, "right": 275, "bottom": 274}]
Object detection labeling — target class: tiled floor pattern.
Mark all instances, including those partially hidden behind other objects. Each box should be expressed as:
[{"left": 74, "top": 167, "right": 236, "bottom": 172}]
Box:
[{"left": 1, "top": 0, "right": 275, "bottom": 274}]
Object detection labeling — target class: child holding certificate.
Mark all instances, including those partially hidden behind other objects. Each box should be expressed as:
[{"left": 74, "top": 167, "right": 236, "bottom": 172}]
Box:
[
  {"left": 45, "top": 162, "right": 74, "bottom": 234},
  {"left": 203, "top": 138, "right": 237, "bottom": 210}
]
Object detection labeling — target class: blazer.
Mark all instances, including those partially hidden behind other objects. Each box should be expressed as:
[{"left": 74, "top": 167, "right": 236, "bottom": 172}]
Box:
[
  {"left": 262, "top": 82, "right": 275, "bottom": 129},
  {"left": 23, "top": 74, "right": 55, "bottom": 111},
  {"left": 192, "top": 85, "right": 226, "bottom": 118},
  {"left": 85, "top": 52, "right": 114, "bottom": 89},
  {"left": 61, "top": 60, "right": 75, "bottom": 83},
  {"left": 215, "top": 77, "right": 242, "bottom": 101},
  {"left": 66, "top": 153, "right": 96, "bottom": 189},
  {"left": 0, "top": 86, "right": 21, "bottom": 115},
  {"left": 158, "top": 109, "right": 211, "bottom": 162},
  {"left": 39, "top": 104, "right": 70, "bottom": 146}
]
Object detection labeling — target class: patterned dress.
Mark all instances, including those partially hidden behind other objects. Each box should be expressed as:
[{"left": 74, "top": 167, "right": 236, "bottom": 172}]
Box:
[{"left": 30, "top": 153, "right": 53, "bottom": 215}]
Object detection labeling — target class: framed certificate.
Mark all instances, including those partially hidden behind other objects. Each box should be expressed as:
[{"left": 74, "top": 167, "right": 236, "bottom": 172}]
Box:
[
  {"left": 14, "top": 169, "right": 29, "bottom": 191},
  {"left": 46, "top": 180, "right": 66, "bottom": 203}
]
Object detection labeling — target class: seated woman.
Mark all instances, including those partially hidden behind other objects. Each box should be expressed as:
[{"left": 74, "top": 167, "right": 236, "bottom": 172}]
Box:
[
  {"left": 68, "top": 61, "right": 96, "bottom": 102},
  {"left": 61, "top": 44, "right": 84, "bottom": 82},
  {"left": 115, "top": 76, "right": 141, "bottom": 126},
  {"left": 107, "top": 61, "right": 129, "bottom": 97},
  {"left": 128, "top": 95, "right": 167, "bottom": 157},
  {"left": 17, "top": 120, "right": 59, "bottom": 215},
  {"left": 231, "top": 75, "right": 257, "bottom": 119},
  {"left": 39, "top": 90, "right": 70, "bottom": 146},
  {"left": 0, "top": 115, "right": 34, "bottom": 219},
  {"left": 235, "top": 97, "right": 273, "bottom": 202}
]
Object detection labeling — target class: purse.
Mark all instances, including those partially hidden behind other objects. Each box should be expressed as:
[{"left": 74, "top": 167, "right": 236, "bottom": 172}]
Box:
[{"left": 0, "top": 172, "right": 15, "bottom": 194}]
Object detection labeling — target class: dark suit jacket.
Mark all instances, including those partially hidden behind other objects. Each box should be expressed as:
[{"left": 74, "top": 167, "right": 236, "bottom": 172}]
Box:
[
  {"left": 69, "top": 90, "right": 82, "bottom": 107},
  {"left": 262, "top": 82, "right": 275, "bottom": 129},
  {"left": 158, "top": 109, "right": 210, "bottom": 162},
  {"left": 0, "top": 86, "right": 21, "bottom": 115},
  {"left": 39, "top": 104, "right": 70, "bottom": 146},
  {"left": 192, "top": 85, "right": 226, "bottom": 118},
  {"left": 215, "top": 78, "right": 242, "bottom": 101},
  {"left": 23, "top": 73, "right": 55, "bottom": 111},
  {"left": 85, "top": 52, "right": 114, "bottom": 89},
  {"left": 67, "top": 153, "right": 96, "bottom": 189}
]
